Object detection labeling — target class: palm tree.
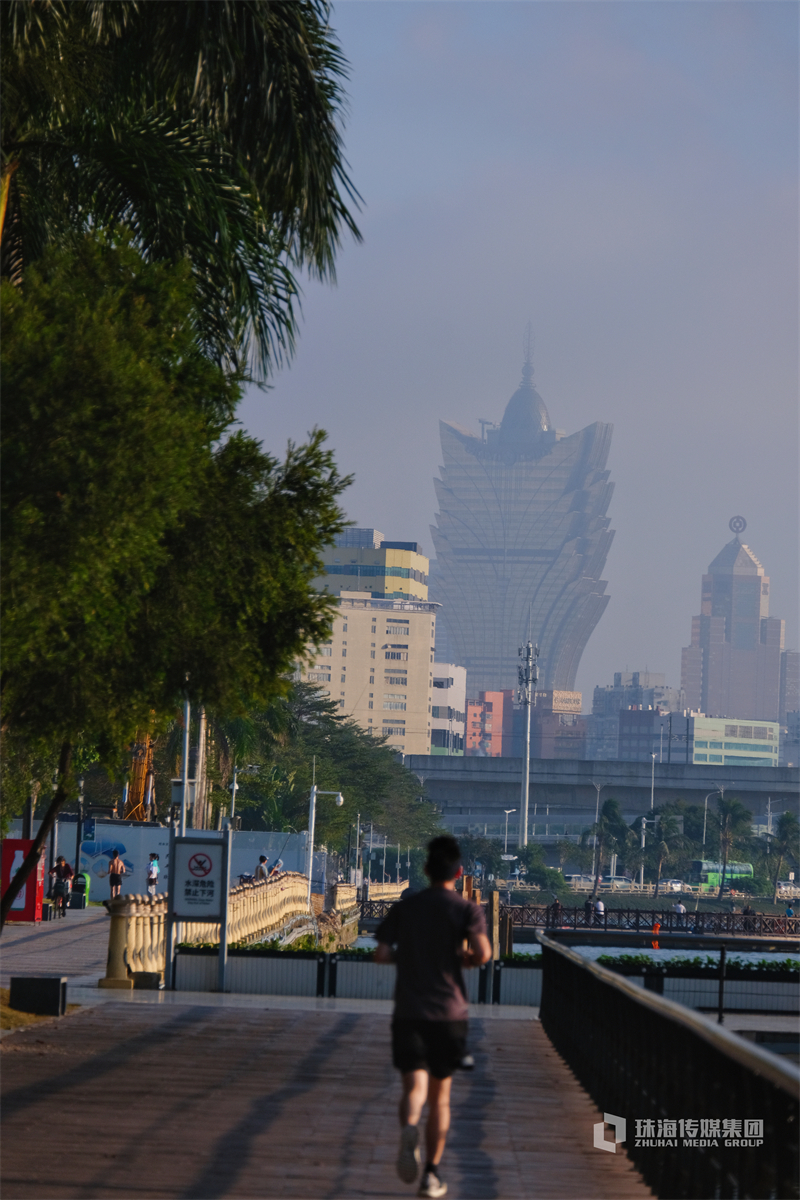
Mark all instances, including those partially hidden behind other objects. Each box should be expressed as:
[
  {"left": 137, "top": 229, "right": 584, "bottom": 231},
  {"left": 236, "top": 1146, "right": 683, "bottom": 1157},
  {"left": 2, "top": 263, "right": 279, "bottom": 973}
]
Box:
[
  {"left": 768, "top": 811, "right": 800, "bottom": 904},
  {"left": 1, "top": 0, "right": 361, "bottom": 376},
  {"left": 716, "top": 796, "right": 754, "bottom": 899},
  {"left": 589, "top": 798, "right": 628, "bottom": 899}
]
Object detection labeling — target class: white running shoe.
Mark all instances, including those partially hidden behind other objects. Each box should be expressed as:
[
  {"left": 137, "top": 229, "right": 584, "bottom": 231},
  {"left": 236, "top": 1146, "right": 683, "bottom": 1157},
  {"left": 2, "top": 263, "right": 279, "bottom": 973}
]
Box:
[
  {"left": 418, "top": 1169, "right": 447, "bottom": 1198},
  {"left": 397, "top": 1125, "right": 421, "bottom": 1184}
]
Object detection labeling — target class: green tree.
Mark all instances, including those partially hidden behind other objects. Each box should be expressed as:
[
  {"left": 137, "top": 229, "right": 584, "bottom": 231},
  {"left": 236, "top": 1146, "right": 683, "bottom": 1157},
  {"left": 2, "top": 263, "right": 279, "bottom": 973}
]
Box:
[
  {"left": 1, "top": 0, "right": 361, "bottom": 375},
  {"left": 1, "top": 240, "right": 349, "bottom": 923},
  {"left": 768, "top": 811, "right": 800, "bottom": 904},
  {"left": 715, "top": 796, "right": 754, "bottom": 899},
  {"left": 650, "top": 814, "right": 685, "bottom": 897},
  {"left": 587, "top": 798, "right": 629, "bottom": 899}
]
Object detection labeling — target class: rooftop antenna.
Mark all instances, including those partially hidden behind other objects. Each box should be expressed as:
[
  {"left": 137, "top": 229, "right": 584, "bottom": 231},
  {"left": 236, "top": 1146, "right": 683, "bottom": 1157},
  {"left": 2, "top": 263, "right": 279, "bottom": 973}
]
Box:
[{"left": 522, "top": 321, "right": 534, "bottom": 382}]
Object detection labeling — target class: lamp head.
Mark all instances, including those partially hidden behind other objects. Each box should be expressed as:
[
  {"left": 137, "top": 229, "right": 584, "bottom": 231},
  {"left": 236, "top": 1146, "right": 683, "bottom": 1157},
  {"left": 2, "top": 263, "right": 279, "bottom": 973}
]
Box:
[{"left": 335, "top": 793, "right": 344, "bottom": 807}]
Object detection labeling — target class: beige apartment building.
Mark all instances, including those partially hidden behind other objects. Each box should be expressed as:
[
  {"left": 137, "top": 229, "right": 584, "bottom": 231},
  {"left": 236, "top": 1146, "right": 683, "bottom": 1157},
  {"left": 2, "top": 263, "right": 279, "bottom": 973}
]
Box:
[
  {"left": 314, "top": 528, "right": 429, "bottom": 602},
  {"left": 302, "top": 591, "right": 438, "bottom": 754}
]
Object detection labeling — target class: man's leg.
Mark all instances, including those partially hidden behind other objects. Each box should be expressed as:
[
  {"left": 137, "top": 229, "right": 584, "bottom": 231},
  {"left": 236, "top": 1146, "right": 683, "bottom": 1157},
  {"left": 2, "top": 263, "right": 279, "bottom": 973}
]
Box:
[
  {"left": 400, "top": 1069, "right": 429, "bottom": 1126},
  {"left": 424, "top": 1076, "right": 452, "bottom": 1167}
]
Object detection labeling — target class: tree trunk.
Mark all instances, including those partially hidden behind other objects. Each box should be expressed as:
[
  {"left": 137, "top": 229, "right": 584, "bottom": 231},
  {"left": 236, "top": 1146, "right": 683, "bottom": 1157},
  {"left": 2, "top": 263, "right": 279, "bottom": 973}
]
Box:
[
  {"left": 1, "top": 740, "right": 73, "bottom": 929},
  {"left": 718, "top": 833, "right": 729, "bottom": 900},
  {"left": 654, "top": 860, "right": 662, "bottom": 898}
]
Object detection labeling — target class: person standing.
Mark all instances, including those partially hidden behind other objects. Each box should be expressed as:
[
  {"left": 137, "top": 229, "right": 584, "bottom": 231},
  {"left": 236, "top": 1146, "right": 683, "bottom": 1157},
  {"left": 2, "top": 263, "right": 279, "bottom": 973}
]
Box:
[
  {"left": 107, "top": 849, "right": 126, "bottom": 898},
  {"left": 49, "top": 856, "right": 73, "bottom": 917},
  {"left": 375, "top": 835, "right": 492, "bottom": 1199},
  {"left": 146, "top": 854, "right": 160, "bottom": 897},
  {"left": 584, "top": 896, "right": 593, "bottom": 927},
  {"left": 255, "top": 855, "right": 270, "bottom": 882},
  {"left": 673, "top": 899, "right": 687, "bottom": 929},
  {"left": 594, "top": 897, "right": 605, "bottom": 926}
]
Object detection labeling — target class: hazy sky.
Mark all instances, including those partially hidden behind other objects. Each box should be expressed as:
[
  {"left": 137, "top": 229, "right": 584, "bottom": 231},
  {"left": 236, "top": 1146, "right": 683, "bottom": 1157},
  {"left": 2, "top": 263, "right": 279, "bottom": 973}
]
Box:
[{"left": 240, "top": 1, "right": 798, "bottom": 706}]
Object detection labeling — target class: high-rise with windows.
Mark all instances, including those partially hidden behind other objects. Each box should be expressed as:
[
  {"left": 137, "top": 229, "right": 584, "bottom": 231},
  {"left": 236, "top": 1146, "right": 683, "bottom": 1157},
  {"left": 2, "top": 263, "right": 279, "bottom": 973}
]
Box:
[
  {"left": 430, "top": 345, "right": 614, "bottom": 693},
  {"left": 306, "top": 532, "right": 437, "bottom": 754},
  {"left": 680, "top": 521, "right": 789, "bottom": 721}
]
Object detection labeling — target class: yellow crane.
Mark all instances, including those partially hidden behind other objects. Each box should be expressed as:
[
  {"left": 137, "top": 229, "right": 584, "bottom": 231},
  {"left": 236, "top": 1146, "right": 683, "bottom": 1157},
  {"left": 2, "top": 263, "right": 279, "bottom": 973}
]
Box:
[{"left": 122, "top": 731, "right": 155, "bottom": 821}]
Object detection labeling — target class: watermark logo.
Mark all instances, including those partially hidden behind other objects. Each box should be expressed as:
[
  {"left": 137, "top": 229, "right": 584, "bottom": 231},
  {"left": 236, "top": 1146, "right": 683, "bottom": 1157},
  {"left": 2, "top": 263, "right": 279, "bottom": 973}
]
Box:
[{"left": 593, "top": 1113, "right": 626, "bottom": 1153}]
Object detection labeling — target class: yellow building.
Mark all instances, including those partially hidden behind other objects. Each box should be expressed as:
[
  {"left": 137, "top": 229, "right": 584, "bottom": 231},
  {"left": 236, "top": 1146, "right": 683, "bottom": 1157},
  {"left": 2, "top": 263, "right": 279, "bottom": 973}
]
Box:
[
  {"left": 303, "top": 589, "right": 439, "bottom": 755},
  {"left": 315, "top": 528, "right": 429, "bottom": 601}
]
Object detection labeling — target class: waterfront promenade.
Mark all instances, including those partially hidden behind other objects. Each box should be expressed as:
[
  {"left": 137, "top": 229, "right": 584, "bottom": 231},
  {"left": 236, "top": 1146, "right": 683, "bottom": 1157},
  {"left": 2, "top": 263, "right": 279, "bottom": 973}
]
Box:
[
  {"left": 2, "top": 1001, "right": 651, "bottom": 1199},
  {"left": 1, "top": 913, "right": 652, "bottom": 1199}
]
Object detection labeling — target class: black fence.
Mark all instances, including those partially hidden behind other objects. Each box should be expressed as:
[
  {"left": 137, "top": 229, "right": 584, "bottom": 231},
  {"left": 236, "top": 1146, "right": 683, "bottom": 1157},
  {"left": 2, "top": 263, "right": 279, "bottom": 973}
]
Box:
[
  {"left": 538, "top": 934, "right": 799, "bottom": 1199},
  {"left": 359, "top": 899, "right": 800, "bottom": 938}
]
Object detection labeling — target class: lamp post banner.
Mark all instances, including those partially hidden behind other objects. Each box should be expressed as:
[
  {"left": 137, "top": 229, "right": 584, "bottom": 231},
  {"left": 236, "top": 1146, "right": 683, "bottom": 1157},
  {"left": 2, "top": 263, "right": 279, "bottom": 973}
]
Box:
[{"left": 172, "top": 839, "right": 224, "bottom": 919}]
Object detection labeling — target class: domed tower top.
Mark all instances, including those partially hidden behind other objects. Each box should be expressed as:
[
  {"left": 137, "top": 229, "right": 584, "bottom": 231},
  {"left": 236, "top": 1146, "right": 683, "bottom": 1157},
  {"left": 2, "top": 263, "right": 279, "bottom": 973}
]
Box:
[{"left": 497, "top": 327, "right": 551, "bottom": 454}]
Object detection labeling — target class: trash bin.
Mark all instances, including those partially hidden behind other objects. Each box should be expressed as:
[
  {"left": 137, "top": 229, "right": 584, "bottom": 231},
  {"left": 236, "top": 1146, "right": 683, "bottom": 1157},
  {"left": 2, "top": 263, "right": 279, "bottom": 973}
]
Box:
[{"left": 70, "top": 871, "right": 90, "bottom": 909}]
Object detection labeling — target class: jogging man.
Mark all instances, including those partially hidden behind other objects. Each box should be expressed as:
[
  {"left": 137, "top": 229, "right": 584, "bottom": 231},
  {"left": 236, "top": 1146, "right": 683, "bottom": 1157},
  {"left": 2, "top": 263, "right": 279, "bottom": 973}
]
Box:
[{"left": 375, "top": 835, "right": 492, "bottom": 1198}]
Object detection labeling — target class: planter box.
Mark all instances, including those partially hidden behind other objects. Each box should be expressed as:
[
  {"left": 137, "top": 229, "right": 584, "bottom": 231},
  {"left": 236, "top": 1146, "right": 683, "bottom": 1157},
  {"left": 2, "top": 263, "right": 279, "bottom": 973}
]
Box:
[
  {"left": 331, "top": 957, "right": 395, "bottom": 1000},
  {"left": 175, "top": 948, "right": 325, "bottom": 996},
  {"left": 493, "top": 962, "right": 542, "bottom": 1006}
]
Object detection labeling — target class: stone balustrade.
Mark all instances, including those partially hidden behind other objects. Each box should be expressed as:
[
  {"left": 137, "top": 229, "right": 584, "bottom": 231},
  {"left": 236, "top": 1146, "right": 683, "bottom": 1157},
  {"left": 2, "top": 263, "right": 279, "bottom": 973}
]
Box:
[
  {"left": 99, "top": 873, "right": 312, "bottom": 988},
  {"left": 331, "top": 883, "right": 358, "bottom": 911},
  {"left": 365, "top": 881, "right": 408, "bottom": 901},
  {"left": 99, "top": 893, "right": 167, "bottom": 989}
]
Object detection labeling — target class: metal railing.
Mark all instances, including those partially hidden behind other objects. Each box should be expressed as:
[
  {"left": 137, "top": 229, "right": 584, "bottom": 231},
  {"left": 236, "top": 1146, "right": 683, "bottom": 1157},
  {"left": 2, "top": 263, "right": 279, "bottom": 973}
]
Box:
[
  {"left": 502, "top": 904, "right": 800, "bottom": 937},
  {"left": 538, "top": 932, "right": 799, "bottom": 1199}
]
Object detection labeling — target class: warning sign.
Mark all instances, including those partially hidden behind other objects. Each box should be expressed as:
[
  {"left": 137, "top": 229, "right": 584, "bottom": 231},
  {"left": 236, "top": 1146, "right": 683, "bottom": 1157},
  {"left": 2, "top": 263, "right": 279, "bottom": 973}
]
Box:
[
  {"left": 172, "top": 840, "right": 225, "bottom": 919},
  {"left": 187, "top": 852, "right": 213, "bottom": 878}
]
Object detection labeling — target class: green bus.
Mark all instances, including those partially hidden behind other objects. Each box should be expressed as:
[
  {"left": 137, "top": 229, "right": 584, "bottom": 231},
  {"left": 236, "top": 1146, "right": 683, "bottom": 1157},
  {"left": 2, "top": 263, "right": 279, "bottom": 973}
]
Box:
[{"left": 691, "top": 860, "right": 753, "bottom": 890}]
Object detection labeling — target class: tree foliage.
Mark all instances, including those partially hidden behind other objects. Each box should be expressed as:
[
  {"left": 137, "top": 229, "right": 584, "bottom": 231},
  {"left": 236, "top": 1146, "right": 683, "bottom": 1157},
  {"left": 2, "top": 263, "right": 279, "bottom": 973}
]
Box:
[
  {"left": 0, "top": 238, "right": 350, "bottom": 920},
  {"left": 1, "top": 0, "right": 361, "bottom": 375}
]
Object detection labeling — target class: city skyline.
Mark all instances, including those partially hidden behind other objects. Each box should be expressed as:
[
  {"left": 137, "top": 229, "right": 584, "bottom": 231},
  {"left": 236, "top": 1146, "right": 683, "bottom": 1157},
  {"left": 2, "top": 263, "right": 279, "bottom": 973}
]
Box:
[{"left": 240, "top": 2, "right": 798, "bottom": 700}]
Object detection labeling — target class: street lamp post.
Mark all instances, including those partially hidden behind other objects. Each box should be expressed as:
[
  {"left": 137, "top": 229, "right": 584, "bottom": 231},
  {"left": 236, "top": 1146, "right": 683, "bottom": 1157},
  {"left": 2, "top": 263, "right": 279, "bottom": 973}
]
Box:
[
  {"left": 504, "top": 809, "right": 517, "bottom": 855},
  {"left": 306, "top": 785, "right": 344, "bottom": 907},
  {"left": 703, "top": 785, "right": 726, "bottom": 850},
  {"left": 590, "top": 782, "right": 606, "bottom": 881},
  {"left": 650, "top": 754, "right": 656, "bottom": 811},
  {"left": 639, "top": 815, "right": 656, "bottom": 889},
  {"left": 517, "top": 640, "right": 539, "bottom": 847},
  {"left": 74, "top": 777, "right": 85, "bottom": 877}
]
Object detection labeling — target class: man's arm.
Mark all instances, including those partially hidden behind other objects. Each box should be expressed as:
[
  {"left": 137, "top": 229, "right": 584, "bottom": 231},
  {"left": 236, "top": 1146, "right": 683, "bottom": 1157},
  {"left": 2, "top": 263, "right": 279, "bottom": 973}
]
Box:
[{"left": 462, "top": 930, "right": 492, "bottom": 968}]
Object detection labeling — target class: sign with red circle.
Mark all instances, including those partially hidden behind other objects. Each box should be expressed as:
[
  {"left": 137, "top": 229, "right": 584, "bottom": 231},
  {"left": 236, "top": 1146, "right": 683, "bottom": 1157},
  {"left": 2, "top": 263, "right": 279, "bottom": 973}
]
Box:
[{"left": 187, "top": 852, "right": 213, "bottom": 877}]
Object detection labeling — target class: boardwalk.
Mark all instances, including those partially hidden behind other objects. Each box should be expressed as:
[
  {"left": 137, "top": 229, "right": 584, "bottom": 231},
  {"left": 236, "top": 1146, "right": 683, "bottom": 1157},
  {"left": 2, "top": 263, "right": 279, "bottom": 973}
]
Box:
[{"left": 2, "top": 1002, "right": 652, "bottom": 1199}]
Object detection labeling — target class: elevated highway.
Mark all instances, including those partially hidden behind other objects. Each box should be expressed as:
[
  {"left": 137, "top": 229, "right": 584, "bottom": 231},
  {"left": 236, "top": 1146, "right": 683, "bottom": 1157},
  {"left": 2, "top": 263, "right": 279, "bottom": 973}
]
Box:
[{"left": 404, "top": 753, "right": 798, "bottom": 834}]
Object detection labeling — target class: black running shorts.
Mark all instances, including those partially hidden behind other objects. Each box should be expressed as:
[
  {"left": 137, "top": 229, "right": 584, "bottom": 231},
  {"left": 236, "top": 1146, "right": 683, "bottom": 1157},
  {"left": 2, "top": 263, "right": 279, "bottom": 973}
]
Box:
[{"left": 391, "top": 1019, "right": 468, "bottom": 1080}]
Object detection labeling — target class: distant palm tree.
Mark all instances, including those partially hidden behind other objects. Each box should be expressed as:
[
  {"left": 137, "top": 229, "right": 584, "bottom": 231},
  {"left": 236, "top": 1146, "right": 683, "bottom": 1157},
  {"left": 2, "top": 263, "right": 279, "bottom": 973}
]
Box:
[
  {"left": 588, "top": 798, "right": 628, "bottom": 899},
  {"left": 716, "top": 795, "right": 754, "bottom": 899},
  {"left": 768, "top": 811, "right": 800, "bottom": 904},
  {"left": 1, "top": 0, "right": 361, "bottom": 375}
]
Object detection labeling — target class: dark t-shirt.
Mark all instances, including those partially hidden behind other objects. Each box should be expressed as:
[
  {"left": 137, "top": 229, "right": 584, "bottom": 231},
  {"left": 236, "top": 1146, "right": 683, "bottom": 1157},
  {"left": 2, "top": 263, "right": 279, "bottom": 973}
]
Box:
[{"left": 376, "top": 887, "right": 487, "bottom": 1022}]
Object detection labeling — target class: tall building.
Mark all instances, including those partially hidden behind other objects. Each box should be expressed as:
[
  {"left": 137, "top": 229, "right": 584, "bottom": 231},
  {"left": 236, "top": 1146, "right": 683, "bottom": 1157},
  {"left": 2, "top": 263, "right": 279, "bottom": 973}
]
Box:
[
  {"left": 301, "top": 591, "right": 437, "bottom": 755},
  {"left": 430, "top": 664, "right": 466, "bottom": 755},
  {"left": 430, "top": 342, "right": 614, "bottom": 693},
  {"left": 316, "top": 529, "right": 429, "bottom": 602},
  {"left": 465, "top": 691, "right": 514, "bottom": 757},
  {"left": 680, "top": 519, "right": 788, "bottom": 721}
]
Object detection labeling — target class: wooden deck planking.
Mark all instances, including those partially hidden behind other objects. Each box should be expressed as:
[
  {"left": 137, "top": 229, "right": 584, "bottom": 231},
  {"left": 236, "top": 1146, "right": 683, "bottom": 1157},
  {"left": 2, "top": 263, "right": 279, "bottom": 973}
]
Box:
[{"left": 2, "top": 1004, "right": 652, "bottom": 1199}]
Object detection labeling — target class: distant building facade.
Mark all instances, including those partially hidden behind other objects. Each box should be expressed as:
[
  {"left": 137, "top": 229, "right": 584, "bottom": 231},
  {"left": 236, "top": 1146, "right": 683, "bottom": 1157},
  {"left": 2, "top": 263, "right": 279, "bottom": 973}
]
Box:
[
  {"left": 301, "top": 589, "right": 437, "bottom": 755},
  {"left": 465, "top": 690, "right": 514, "bottom": 757},
  {"left": 430, "top": 344, "right": 614, "bottom": 694},
  {"left": 430, "top": 664, "right": 466, "bottom": 755},
  {"left": 317, "top": 529, "right": 429, "bottom": 602},
  {"left": 593, "top": 671, "right": 685, "bottom": 718},
  {"left": 681, "top": 521, "right": 790, "bottom": 721},
  {"left": 690, "top": 715, "right": 780, "bottom": 768}
]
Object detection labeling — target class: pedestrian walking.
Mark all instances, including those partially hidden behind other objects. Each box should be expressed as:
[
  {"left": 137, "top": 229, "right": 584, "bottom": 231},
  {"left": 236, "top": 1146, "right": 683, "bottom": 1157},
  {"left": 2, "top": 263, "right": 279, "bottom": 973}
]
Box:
[
  {"left": 255, "top": 855, "right": 270, "bottom": 882},
  {"left": 49, "top": 856, "right": 73, "bottom": 917},
  {"left": 107, "top": 849, "right": 126, "bottom": 898},
  {"left": 583, "top": 897, "right": 593, "bottom": 927},
  {"left": 146, "top": 854, "right": 160, "bottom": 897},
  {"left": 375, "top": 835, "right": 492, "bottom": 1198},
  {"left": 594, "top": 897, "right": 605, "bottom": 926}
]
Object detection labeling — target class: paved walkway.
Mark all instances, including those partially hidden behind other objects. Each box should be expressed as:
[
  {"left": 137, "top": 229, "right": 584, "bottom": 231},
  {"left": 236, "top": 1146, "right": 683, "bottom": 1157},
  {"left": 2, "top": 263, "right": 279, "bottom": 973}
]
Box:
[
  {"left": 1, "top": 907, "right": 109, "bottom": 987},
  {"left": 2, "top": 1002, "right": 652, "bottom": 1199}
]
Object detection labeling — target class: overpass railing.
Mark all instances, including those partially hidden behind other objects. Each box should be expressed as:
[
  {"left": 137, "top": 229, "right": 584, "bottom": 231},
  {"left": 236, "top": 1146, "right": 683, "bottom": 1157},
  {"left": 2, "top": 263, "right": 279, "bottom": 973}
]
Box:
[
  {"left": 99, "top": 873, "right": 311, "bottom": 988},
  {"left": 538, "top": 932, "right": 799, "bottom": 1199}
]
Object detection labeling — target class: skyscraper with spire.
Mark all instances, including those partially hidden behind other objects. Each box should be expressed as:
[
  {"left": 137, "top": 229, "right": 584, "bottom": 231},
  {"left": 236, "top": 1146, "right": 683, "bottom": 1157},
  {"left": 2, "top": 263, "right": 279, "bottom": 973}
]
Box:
[
  {"left": 429, "top": 338, "right": 615, "bottom": 695},
  {"left": 681, "top": 518, "right": 787, "bottom": 721}
]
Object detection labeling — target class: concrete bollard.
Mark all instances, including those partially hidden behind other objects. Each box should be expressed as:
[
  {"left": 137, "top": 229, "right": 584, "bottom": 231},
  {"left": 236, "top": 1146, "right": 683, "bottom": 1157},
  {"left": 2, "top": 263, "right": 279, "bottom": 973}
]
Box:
[{"left": 98, "top": 896, "right": 134, "bottom": 989}]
